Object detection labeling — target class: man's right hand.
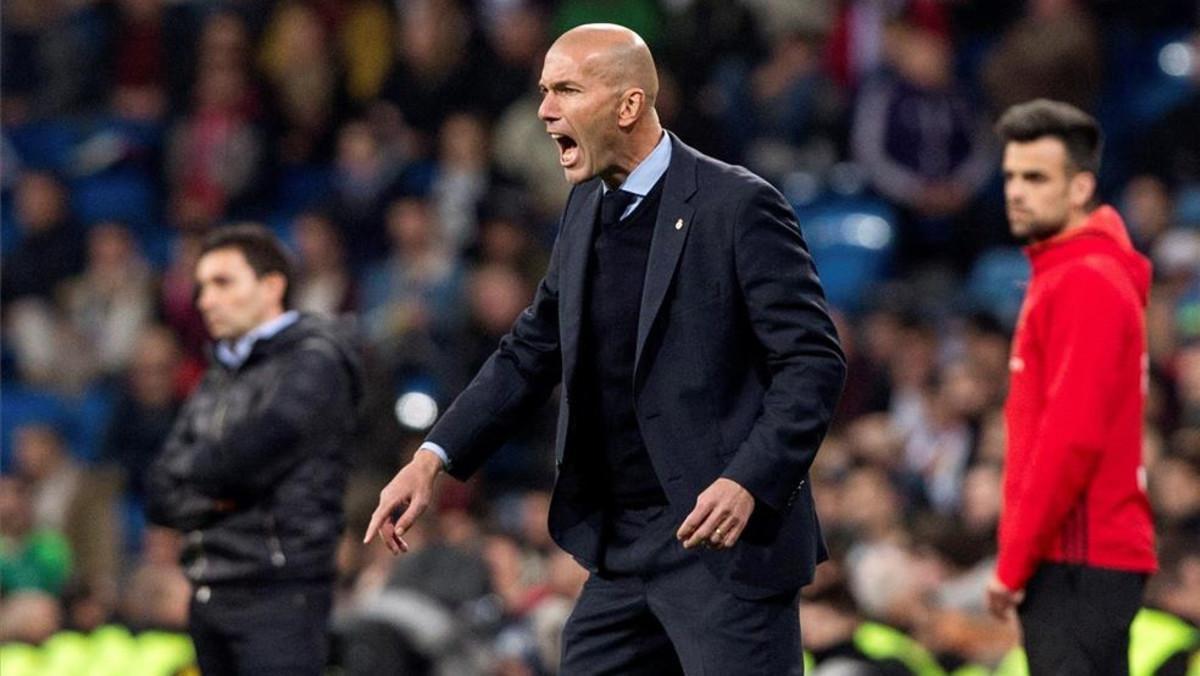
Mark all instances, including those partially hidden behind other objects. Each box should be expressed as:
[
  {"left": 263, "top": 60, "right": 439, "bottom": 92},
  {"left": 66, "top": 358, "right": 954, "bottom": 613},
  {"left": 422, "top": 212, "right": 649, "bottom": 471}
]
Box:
[{"left": 363, "top": 449, "right": 443, "bottom": 554}]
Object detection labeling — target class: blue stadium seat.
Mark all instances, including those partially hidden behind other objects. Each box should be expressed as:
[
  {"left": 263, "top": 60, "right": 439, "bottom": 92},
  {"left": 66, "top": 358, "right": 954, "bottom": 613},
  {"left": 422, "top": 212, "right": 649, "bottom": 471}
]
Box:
[
  {"left": 1, "top": 197, "right": 18, "bottom": 256},
  {"left": 5, "top": 121, "right": 81, "bottom": 172},
  {"left": 1175, "top": 184, "right": 1200, "bottom": 229},
  {"left": 69, "top": 384, "right": 116, "bottom": 464},
  {"left": 795, "top": 197, "right": 897, "bottom": 314},
  {"left": 0, "top": 385, "right": 73, "bottom": 472},
  {"left": 965, "top": 247, "right": 1031, "bottom": 328},
  {"left": 71, "top": 170, "right": 158, "bottom": 229},
  {"left": 275, "top": 165, "right": 334, "bottom": 216},
  {"left": 138, "top": 227, "right": 176, "bottom": 271}
]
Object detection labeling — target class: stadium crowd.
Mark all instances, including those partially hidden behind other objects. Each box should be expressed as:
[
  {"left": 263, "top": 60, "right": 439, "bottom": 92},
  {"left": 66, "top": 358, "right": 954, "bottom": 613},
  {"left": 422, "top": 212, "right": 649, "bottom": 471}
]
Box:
[{"left": 2, "top": 0, "right": 1199, "bottom": 674}]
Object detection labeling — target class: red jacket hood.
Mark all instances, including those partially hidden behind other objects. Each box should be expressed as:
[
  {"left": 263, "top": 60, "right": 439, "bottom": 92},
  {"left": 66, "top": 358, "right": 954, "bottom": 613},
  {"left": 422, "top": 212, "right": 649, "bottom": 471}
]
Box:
[{"left": 1024, "top": 205, "right": 1152, "bottom": 306}]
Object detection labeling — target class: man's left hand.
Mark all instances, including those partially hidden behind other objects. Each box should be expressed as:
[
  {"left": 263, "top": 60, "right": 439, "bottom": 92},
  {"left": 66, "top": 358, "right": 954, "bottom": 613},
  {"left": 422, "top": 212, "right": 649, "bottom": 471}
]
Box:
[
  {"left": 677, "top": 478, "right": 754, "bottom": 550},
  {"left": 986, "top": 574, "right": 1025, "bottom": 621}
]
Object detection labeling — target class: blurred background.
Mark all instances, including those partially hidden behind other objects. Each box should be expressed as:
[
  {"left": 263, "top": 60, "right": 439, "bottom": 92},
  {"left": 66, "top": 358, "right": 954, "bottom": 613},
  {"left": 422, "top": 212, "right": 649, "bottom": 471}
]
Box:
[{"left": 1, "top": 0, "right": 1198, "bottom": 674}]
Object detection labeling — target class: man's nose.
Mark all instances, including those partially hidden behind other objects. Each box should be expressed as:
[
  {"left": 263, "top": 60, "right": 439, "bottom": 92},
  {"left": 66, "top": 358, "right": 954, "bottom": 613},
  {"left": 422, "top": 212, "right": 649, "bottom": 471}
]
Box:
[
  {"left": 538, "top": 94, "right": 557, "bottom": 122},
  {"left": 196, "top": 290, "right": 213, "bottom": 312}
]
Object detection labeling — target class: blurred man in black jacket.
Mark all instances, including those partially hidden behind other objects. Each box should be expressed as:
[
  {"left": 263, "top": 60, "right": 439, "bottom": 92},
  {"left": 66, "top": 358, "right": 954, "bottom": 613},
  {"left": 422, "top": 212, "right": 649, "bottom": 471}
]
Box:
[{"left": 147, "top": 224, "right": 362, "bottom": 676}]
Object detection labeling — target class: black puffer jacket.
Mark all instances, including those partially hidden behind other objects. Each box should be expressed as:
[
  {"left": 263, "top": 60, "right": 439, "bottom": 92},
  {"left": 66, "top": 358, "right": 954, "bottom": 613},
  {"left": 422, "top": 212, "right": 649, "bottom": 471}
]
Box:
[{"left": 146, "top": 314, "right": 363, "bottom": 585}]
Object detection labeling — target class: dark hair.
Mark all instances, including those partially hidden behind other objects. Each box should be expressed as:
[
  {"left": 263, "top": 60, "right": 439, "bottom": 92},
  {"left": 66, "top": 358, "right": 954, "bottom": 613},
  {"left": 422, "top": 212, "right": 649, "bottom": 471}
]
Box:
[
  {"left": 995, "top": 98, "right": 1103, "bottom": 175},
  {"left": 200, "top": 223, "right": 295, "bottom": 308}
]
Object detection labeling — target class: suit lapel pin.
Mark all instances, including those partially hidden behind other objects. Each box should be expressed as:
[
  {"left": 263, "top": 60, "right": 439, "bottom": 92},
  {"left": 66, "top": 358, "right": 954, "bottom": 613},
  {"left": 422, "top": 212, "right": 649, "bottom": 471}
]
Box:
[{"left": 674, "top": 218, "right": 684, "bottom": 230}]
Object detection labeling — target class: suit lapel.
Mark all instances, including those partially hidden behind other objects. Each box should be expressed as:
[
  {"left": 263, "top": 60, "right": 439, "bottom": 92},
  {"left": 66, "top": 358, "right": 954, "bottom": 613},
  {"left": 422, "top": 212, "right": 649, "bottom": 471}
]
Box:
[
  {"left": 560, "top": 180, "right": 602, "bottom": 391},
  {"left": 635, "top": 134, "right": 698, "bottom": 378}
]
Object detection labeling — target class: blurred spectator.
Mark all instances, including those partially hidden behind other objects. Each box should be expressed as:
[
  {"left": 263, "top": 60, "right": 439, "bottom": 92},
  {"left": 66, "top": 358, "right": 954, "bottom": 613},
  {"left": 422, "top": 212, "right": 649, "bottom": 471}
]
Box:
[
  {"left": 259, "top": 1, "right": 346, "bottom": 166},
  {"left": 60, "top": 221, "right": 157, "bottom": 381},
  {"left": 982, "top": 0, "right": 1103, "bottom": 115},
  {"left": 959, "top": 462, "right": 1003, "bottom": 538},
  {"left": 0, "top": 476, "right": 72, "bottom": 596},
  {"left": 1146, "top": 534, "right": 1200, "bottom": 626},
  {"left": 0, "top": 0, "right": 107, "bottom": 123},
  {"left": 0, "top": 590, "right": 63, "bottom": 645},
  {"left": 165, "top": 12, "right": 267, "bottom": 226},
  {"left": 13, "top": 424, "right": 123, "bottom": 601},
  {"left": 471, "top": 190, "right": 550, "bottom": 284},
  {"left": 801, "top": 578, "right": 944, "bottom": 675},
  {"left": 361, "top": 196, "right": 464, "bottom": 368},
  {"left": 432, "top": 112, "right": 502, "bottom": 254},
  {"left": 826, "top": 0, "right": 949, "bottom": 90},
  {"left": 380, "top": 0, "right": 489, "bottom": 140},
  {"left": 491, "top": 91, "right": 572, "bottom": 221},
  {"left": 14, "top": 424, "right": 83, "bottom": 533},
  {"left": 851, "top": 19, "right": 993, "bottom": 260},
  {"left": 336, "top": 0, "right": 395, "bottom": 104},
  {"left": 710, "top": 17, "right": 843, "bottom": 181},
  {"left": 99, "top": 325, "right": 186, "bottom": 501},
  {"left": 1179, "top": 341, "right": 1200, "bottom": 429},
  {"left": 1120, "top": 174, "right": 1176, "bottom": 252},
  {"left": 292, "top": 210, "right": 357, "bottom": 316},
  {"left": 900, "top": 362, "right": 977, "bottom": 513},
  {"left": 456, "top": 263, "right": 532, "bottom": 379},
  {"left": 328, "top": 119, "right": 411, "bottom": 266},
  {"left": 479, "top": 1, "right": 548, "bottom": 116},
  {"left": 1, "top": 171, "right": 84, "bottom": 303},
  {"left": 1149, "top": 450, "right": 1200, "bottom": 537},
  {"left": 157, "top": 230, "right": 210, "bottom": 365},
  {"left": 101, "top": 0, "right": 195, "bottom": 121}
]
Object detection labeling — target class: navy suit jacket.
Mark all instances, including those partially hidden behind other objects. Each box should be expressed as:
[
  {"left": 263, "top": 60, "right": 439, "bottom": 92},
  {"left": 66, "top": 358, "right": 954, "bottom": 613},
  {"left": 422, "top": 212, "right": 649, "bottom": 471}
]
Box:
[{"left": 428, "top": 133, "right": 846, "bottom": 598}]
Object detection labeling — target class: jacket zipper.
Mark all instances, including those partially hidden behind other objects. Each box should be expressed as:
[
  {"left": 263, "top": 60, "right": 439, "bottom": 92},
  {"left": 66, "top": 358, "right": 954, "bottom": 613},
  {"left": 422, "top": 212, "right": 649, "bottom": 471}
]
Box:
[{"left": 265, "top": 514, "right": 287, "bottom": 568}]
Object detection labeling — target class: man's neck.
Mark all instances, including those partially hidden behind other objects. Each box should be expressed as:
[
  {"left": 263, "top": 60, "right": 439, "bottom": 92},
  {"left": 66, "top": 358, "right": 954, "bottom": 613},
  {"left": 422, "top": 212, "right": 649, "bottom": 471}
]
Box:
[
  {"left": 1028, "top": 207, "right": 1093, "bottom": 244},
  {"left": 231, "top": 310, "right": 286, "bottom": 342},
  {"left": 602, "top": 125, "right": 665, "bottom": 189}
]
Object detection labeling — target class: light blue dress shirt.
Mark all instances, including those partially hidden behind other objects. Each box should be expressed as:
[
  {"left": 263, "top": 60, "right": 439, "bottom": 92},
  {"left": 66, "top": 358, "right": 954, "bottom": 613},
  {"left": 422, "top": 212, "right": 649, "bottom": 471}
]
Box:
[
  {"left": 215, "top": 310, "right": 300, "bottom": 369},
  {"left": 601, "top": 131, "right": 672, "bottom": 220}
]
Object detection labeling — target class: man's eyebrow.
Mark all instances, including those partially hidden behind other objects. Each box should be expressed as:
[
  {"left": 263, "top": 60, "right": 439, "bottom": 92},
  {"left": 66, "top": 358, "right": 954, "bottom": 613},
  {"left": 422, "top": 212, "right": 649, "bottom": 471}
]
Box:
[{"left": 540, "top": 79, "right": 581, "bottom": 90}]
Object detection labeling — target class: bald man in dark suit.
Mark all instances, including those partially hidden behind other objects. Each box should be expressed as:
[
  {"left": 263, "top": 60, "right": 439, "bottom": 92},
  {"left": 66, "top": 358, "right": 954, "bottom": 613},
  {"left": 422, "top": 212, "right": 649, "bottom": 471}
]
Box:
[{"left": 367, "top": 23, "right": 845, "bottom": 675}]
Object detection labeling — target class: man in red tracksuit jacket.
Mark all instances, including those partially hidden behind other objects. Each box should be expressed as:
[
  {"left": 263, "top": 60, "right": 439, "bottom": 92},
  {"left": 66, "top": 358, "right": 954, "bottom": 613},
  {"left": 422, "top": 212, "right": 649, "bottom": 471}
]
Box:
[{"left": 987, "top": 99, "right": 1157, "bottom": 675}]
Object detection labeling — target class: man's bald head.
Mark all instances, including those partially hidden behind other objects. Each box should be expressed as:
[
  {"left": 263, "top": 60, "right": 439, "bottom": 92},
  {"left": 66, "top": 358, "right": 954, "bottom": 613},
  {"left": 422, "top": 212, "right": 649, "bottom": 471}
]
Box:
[
  {"left": 538, "top": 23, "right": 664, "bottom": 186},
  {"left": 550, "top": 23, "right": 659, "bottom": 105}
]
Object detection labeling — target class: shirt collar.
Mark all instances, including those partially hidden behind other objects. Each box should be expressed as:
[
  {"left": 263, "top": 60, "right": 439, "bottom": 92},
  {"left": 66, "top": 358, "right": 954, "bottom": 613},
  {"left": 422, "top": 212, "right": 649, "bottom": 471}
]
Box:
[
  {"left": 603, "top": 131, "right": 671, "bottom": 197},
  {"left": 216, "top": 310, "right": 300, "bottom": 369}
]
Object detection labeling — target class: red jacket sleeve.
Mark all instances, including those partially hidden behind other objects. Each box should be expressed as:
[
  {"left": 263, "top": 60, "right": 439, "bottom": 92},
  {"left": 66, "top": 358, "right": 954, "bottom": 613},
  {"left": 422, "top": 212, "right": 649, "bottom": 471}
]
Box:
[{"left": 996, "top": 265, "right": 1133, "bottom": 590}]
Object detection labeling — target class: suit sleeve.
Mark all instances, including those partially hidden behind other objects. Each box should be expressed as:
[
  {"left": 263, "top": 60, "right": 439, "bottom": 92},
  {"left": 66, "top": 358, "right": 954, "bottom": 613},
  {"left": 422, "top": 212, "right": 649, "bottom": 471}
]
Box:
[
  {"left": 720, "top": 181, "right": 847, "bottom": 512},
  {"left": 186, "top": 343, "right": 352, "bottom": 495},
  {"left": 996, "top": 266, "right": 1131, "bottom": 590},
  {"left": 424, "top": 214, "right": 567, "bottom": 480}
]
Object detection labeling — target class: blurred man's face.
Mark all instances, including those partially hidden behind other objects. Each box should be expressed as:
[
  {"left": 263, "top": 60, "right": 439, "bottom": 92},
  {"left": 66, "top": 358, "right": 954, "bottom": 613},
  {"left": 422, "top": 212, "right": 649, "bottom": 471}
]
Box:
[
  {"left": 538, "top": 42, "right": 622, "bottom": 185},
  {"left": 1002, "top": 138, "right": 1090, "bottom": 241},
  {"left": 16, "top": 174, "right": 66, "bottom": 233},
  {"left": 195, "top": 248, "right": 284, "bottom": 341}
]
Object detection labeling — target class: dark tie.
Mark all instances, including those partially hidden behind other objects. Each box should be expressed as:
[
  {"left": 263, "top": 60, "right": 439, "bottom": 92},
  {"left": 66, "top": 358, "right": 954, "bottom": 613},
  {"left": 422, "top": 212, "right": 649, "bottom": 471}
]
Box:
[{"left": 600, "top": 189, "right": 637, "bottom": 227}]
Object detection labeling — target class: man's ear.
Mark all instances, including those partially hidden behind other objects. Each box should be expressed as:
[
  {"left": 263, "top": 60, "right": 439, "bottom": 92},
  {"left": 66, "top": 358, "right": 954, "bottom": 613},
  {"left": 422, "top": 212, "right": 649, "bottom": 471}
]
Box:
[
  {"left": 262, "top": 272, "right": 288, "bottom": 309},
  {"left": 1069, "top": 171, "right": 1097, "bottom": 210},
  {"left": 617, "top": 89, "right": 646, "bottom": 130}
]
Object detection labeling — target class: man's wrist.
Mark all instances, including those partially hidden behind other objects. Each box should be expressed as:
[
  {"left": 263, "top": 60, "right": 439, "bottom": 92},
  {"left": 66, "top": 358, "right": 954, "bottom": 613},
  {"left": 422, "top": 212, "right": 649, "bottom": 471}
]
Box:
[{"left": 413, "top": 448, "right": 445, "bottom": 475}]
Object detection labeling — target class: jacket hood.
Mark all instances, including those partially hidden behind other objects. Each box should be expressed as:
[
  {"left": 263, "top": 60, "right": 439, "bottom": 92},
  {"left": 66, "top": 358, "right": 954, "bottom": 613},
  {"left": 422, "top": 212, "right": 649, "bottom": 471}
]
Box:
[
  {"left": 253, "top": 313, "right": 366, "bottom": 406},
  {"left": 1025, "top": 205, "right": 1152, "bottom": 306}
]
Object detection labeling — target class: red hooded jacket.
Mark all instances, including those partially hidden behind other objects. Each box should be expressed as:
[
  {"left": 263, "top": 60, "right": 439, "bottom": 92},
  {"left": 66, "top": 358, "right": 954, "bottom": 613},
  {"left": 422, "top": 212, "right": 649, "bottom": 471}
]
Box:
[{"left": 997, "top": 205, "right": 1157, "bottom": 591}]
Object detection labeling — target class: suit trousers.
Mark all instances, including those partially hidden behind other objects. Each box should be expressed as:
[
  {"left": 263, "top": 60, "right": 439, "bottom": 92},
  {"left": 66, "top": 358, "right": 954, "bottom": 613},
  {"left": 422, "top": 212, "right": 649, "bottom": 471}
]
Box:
[
  {"left": 1018, "top": 563, "right": 1146, "bottom": 676},
  {"left": 188, "top": 579, "right": 333, "bottom": 676},
  {"left": 560, "top": 504, "right": 803, "bottom": 675}
]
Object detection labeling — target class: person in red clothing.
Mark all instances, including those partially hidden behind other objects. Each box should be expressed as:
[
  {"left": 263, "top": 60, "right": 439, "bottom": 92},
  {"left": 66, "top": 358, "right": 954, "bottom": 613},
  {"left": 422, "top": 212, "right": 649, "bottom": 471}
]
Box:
[{"left": 986, "top": 99, "right": 1157, "bottom": 675}]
